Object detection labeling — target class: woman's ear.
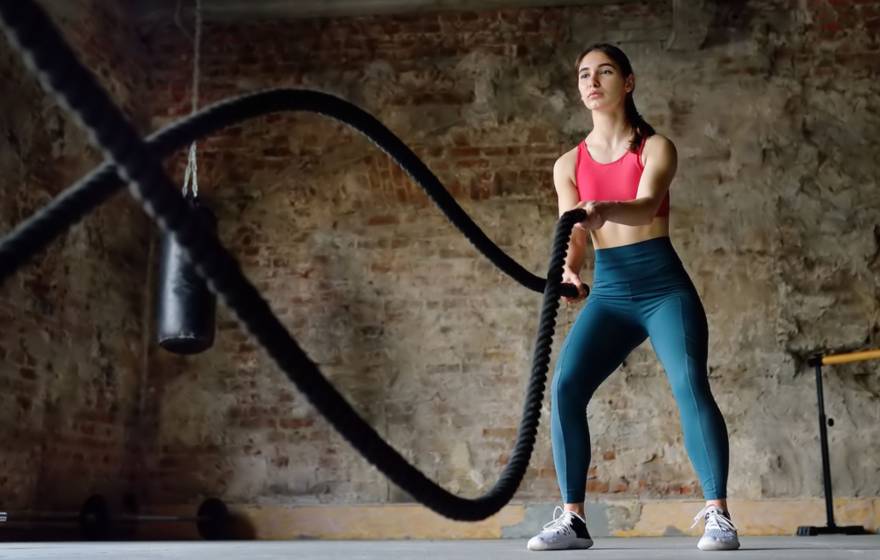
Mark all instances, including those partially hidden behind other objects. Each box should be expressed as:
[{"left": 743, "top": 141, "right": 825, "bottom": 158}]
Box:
[{"left": 625, "top": 75, "right": 635, "bottom": 94}]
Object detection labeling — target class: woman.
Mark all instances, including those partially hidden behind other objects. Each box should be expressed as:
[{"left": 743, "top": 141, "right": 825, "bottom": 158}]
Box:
[{"left": 526, "top": 44, "right": 739, "bottom": 552}]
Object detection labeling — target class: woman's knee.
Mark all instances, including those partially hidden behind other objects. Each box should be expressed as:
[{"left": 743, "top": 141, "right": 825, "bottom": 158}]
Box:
[
  {"left": 669, "top": 370, "right": 717, "bottom": 411},
  {"left": 552, "top": 366, "right": 595, "bottom": 407}
]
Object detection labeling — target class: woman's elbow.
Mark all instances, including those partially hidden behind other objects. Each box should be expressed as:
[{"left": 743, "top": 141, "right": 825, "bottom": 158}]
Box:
[{"left": 638, "top": 199, "right": 663, "bottom": 225}]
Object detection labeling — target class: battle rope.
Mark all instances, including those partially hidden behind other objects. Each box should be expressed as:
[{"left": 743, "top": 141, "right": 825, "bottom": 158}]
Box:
[
  {"left": 0, "top": 89, "right": 585, "bottom": 299},
  {"left": 0, "top": 0, "right": 587, "bottom": 521}
]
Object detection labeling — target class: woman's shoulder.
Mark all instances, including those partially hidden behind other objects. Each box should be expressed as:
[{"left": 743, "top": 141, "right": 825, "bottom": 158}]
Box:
[
  {"left": 552, "top": 144, "right": 581, "bottom": 191},
  {"left": 553, "top": 144, "right": 580, "bottom": 174},
  {"left": 641, "top": 133, "right": 677, "bottom": 169},
  {"left": 644, "top": 133, "right": 676, "bottom": 152}
]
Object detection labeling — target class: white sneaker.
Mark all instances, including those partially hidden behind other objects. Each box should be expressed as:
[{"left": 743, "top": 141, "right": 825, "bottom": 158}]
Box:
[
  {"left": 691, "top": 504, "right": 740, "bottom": 551},
  {"left": 526, "top": 506, "right": 593, "bottom": 551}
]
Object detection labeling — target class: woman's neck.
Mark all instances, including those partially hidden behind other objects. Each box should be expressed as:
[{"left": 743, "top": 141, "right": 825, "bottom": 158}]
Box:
[{"left": 589, "top": 110, "right": 633, "bottom": 147}]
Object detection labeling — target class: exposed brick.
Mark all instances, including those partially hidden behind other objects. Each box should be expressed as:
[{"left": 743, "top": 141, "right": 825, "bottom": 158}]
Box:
[
  {"left": 0, "top": 0, "right": 150, "bottom": 512},
  {"left": 3, "top": 0, "right": 878, "bottom": 518}
]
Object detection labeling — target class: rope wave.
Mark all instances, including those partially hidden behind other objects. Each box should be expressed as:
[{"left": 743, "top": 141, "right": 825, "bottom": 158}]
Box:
[{"left": 0, "top": 0, "right": 587, "bottom": 521}]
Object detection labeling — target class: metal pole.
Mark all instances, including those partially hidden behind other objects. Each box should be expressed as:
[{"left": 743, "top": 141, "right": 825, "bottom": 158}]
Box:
[
  {"left": 118, "top": 514, "right": 207, "bottom": 523},
  {"left": 814, "top": 360, "right": 836, "bottom": 529},
  {"left": 797, "top": 354, "right": 870, "bottom": 536}
]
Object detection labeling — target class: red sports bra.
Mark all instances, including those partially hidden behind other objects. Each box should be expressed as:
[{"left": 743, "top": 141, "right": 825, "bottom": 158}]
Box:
[{"left": 575, "top": 136, "right": 670, "bottom": 218}]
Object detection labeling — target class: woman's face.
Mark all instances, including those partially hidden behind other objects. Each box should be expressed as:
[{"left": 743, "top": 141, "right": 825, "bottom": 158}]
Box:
[{"left": 577, "top": 50, "right": 634, "bottom": 111}]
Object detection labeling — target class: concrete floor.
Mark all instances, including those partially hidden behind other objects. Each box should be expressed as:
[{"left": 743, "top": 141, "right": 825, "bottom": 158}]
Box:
[{"left": 1, "top": 537, "right": 879, "bottom": 559}]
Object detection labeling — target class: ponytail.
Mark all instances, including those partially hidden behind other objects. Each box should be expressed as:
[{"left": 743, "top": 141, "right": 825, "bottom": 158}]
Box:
[{"left": 624, "top": 93, "right": 655, "bottom": 152}]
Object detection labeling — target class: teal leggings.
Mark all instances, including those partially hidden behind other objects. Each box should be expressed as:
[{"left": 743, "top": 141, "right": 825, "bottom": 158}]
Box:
[{"left": 551, "top": 236, "right": 729, "bottom": 502}]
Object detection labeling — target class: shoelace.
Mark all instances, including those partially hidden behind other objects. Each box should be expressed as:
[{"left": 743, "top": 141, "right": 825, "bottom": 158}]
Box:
[
  {"left": 542, "top": 506, "right": 577, "bottom": 536},
  {"left": 690, "top": 505, "right": 738, "bottom": 533}
]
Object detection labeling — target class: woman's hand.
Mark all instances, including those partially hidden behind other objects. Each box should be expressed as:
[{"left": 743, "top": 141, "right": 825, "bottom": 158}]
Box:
[
  {"left": 561, "top": 266, "right": 588, "bottom": 305},
  {"left": 572, "top": 200, "right": 606, "bottom": 231}
]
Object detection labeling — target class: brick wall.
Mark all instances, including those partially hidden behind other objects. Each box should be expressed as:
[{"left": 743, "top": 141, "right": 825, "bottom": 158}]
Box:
[
  {"left": 2, "top": 0, "right": 878, "bottom": 517},
  {"left": 133, "top": 0, "right": 880, "bottom": 508},
  {"left": 0, "top": 0, "right": 152, "bottom": 512}
]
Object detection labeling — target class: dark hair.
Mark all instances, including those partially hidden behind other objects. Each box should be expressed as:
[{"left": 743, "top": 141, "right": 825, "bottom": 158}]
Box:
[{"left": 575, "top": 43, "right": 655, "bottom": 152}]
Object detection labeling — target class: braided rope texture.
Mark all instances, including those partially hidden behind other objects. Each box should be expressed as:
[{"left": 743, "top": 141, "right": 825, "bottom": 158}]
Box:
[{"left": 0, "top": 0, "right": 587, "bottom": 521}]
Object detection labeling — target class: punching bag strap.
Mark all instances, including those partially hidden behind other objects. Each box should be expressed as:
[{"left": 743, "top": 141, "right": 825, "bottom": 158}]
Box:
[
  {"left": 182, "top": 142, "right": 199, "bottom": 198},
  {"left": 181, "top": 0, "right": 202, "bottom": 199}
]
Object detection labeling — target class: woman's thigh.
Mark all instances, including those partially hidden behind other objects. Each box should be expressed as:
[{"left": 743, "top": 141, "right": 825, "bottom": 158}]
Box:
[
  {"left": 553, "top": 297, "right": 648, "bottom": 401},
  {"left": 642, "top": 287, "right": 710, "bottom": 393}
]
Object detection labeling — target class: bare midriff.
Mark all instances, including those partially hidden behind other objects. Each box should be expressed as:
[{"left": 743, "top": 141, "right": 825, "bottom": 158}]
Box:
[{"left": 590, "top": 217, "right": 669, "bottom": 249}]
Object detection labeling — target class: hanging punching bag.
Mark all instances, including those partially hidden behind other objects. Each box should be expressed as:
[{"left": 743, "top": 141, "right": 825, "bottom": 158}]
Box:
[{"left": 155, "top": 195, "right": 217, "bottom": 354}]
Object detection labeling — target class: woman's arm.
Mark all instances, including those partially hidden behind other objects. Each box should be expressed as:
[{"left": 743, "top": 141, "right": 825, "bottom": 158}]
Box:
[
  {"left": 588, "top": 135, "right": 678, "bottom": 227},
  {"left": 553, "top": 152, "right": 589, "bottom": 272}
]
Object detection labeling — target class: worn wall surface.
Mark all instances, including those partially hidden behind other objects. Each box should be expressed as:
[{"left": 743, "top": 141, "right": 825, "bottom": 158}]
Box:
[
  {"left": 0, "top": 1, "right": 152, "bottom": 511},
  {"left": 3, "top": 0, "right": 877, "bottom": 519},
  {"left": 134, "top": 0, "right": 880, "bottom": 509}
]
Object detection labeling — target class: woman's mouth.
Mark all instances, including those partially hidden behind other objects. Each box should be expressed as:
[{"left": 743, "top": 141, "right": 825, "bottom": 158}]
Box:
[{"left": 588, "top": 92, "right": 602, "bottom": 98}]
